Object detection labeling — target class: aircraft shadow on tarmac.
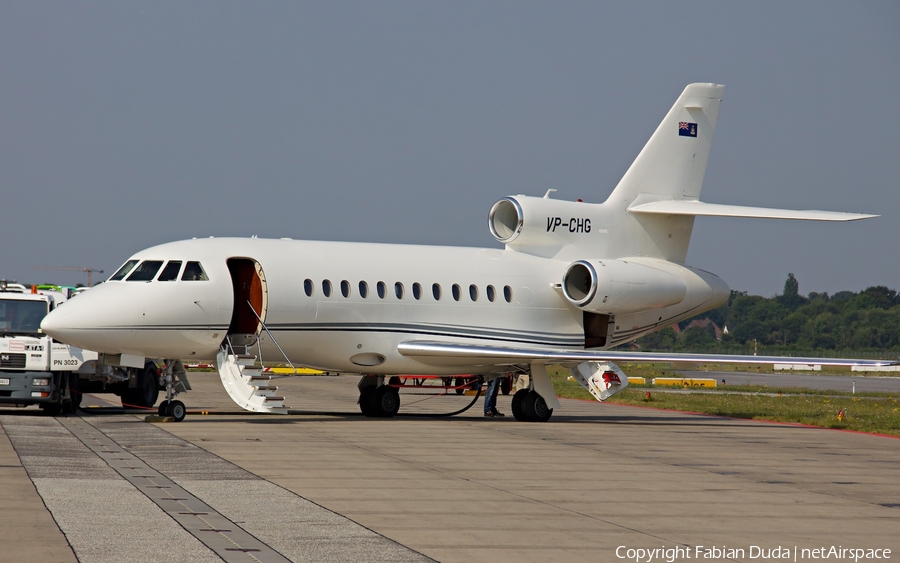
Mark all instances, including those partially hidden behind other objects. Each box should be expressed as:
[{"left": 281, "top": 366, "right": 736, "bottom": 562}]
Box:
[{"left": 0, "top": 406, "right": 820, "bottom": 432}]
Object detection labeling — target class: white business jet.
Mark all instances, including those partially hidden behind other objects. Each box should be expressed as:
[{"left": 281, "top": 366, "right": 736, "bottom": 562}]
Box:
[{"left": 41, "top": 83, "right": 886, "bottom": 422}]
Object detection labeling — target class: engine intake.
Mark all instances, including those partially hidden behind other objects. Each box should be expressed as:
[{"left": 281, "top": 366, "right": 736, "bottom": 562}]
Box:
[
  {"left": 561, "top": 259, "right": 687, "bottom": 314},
  {"left": 488, "top": 198, "right": 524, "bottom": 243}
]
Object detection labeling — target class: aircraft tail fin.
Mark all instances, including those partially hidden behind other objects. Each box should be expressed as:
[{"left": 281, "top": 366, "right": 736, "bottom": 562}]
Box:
[
  {"left": 604, "top": 83, "right": 724, "bottom": 262},
  {"left": 608, "top": 83, "right": 724, "bottom": 205}
]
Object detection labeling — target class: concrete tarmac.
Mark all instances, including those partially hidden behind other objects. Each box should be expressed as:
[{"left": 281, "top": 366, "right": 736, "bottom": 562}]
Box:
[{"left": 1, "top": 373, "right": 898, "bottom": 563}]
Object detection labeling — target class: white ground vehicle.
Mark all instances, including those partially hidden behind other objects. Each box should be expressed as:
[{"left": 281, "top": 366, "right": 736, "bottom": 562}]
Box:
[{"left": 0, "top": 281, "right": 185, "bottom": 414}]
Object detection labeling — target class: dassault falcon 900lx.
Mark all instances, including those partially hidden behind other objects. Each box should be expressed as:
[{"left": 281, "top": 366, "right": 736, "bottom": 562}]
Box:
[{"left": 41, "top": 83, "right": 888, "bottom": 422}]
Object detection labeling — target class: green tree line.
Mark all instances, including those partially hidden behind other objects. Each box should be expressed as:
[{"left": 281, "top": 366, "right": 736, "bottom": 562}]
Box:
[{"left": 628, "top": 274, "right": 900, "bottom": 358}]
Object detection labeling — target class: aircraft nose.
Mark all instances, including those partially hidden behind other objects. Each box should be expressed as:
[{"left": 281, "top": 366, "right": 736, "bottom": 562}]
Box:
[{"left": 41, "top": 283, "right": 139, "bottom": 354}]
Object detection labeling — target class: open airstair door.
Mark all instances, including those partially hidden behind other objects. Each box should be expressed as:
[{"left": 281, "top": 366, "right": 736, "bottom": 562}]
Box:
[
  {"left": 218, "top": 258, "right": 287, "bottom": 414},
  {"left": 226, "top": 258, "right": 268, "bottom": 348}
]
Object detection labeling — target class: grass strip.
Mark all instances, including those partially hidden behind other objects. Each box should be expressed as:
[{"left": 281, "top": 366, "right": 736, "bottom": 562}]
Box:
[{"left": 548, "top": 367, "right": 900, "bottom": 437}]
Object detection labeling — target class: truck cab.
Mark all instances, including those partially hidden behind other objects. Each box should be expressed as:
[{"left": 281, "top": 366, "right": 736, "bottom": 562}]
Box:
[{"left": 0, "top": 281, "right": 95, "bottom": 413}]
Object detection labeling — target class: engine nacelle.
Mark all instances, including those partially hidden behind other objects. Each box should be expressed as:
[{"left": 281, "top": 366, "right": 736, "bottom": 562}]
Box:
[
  {"left": 561, "top": 259, "right": 687, "bottom": 315},
  {"left": 488, "top": 196, "right": 602, "bottom": 250}
]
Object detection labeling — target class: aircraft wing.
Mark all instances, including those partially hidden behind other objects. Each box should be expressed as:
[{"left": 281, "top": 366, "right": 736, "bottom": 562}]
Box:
[
  {"left": 397, "top": 340, "right": 896, "bottom": 368},
  {"left": 627, "top": 200, "right": 877, "bottom": 221}
]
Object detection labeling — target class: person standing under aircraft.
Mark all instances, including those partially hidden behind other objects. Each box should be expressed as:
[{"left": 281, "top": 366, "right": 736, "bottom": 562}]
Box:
[{"left": 483, "top": 375, "right": 504, "bottom": 417}]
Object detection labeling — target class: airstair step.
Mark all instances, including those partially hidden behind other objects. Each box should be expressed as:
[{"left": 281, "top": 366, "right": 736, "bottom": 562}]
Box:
[{"left": 216, "top": 347, "right": 289, "bottom": 414}]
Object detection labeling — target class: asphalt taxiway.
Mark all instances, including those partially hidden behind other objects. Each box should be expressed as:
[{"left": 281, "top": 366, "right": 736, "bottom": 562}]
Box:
[
  {"left": 1, "top": 373, "right": 898, "bottom": 563},
  {"left": 679, "top": 369, "right": 900, "bottom": 393}
]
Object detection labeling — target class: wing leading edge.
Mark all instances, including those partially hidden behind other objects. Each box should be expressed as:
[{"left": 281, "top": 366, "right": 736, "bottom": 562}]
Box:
[{"left": 397, "top": 340, "right": 896, "bottom": 368}]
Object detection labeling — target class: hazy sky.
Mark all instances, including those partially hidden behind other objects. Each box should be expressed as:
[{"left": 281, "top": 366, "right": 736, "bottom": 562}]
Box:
[{"left": 2, "top": 2, "right": 898, "bottom": 297}]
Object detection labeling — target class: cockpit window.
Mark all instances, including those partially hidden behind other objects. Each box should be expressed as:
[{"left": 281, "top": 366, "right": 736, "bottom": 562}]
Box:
[
  {"left": 181, "top": 261, "right": 208, "bottom": 281},
  {"left": 157, "top": 261, "right": 183, "bottom": 282},
  {"left": 110, "top": 260, "right": 139, "bottom": 281},
  {"left": 126, "top": 260, "right": 164, "bottom": 282}
]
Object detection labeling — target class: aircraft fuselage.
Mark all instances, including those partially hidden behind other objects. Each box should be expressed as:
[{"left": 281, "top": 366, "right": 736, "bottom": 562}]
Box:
[{"left": 42, "top": 236, "right": 729, "bottom": 375}]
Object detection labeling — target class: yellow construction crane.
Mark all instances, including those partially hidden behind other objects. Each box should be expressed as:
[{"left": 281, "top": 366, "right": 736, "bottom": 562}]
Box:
[{"left": 33, "top": 266, "right": 105, "bottom": 287}]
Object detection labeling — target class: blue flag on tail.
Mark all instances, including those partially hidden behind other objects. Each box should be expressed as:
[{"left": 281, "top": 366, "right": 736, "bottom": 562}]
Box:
[{"left": 678, "top": 122, "right": 698, "bottom": 137}]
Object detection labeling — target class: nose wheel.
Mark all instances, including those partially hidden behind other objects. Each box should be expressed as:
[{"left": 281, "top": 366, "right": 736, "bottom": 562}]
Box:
[
  {"left": 157, "top": 361, "right": 188, "bottom": 422},
  {"left": 166, "top": 400, "right": 186, "bottom": 422}
]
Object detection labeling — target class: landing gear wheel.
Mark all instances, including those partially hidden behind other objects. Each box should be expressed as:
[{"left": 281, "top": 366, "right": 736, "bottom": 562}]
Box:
[
  {"left": 500, "top": 376, "right": 511, "bottom": 396},
  {"left": 511, "top": 389, "right": 529, "bottom": 421},
  {"left": 372, "top": 386, "right": 400, "bottom": 418},
  {"left": 359, "top": 387, "right": 376, "bottom": 416},
  {"left": 166, "top": 400, "right": 186, "bottom": 422},
  {"left": 158, "top": 400, "right": 169, "bottom": 417},
  {"left": 522, "top": 390, "right": 553, "bottom": 422},
  {"left": 454, "top": 377, "right": 465, "bottom": 395}
]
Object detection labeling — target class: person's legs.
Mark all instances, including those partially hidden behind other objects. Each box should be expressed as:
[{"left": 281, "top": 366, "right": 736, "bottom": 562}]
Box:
[{"left": 484, "top": 376, "right": 501, "bottom": 415}]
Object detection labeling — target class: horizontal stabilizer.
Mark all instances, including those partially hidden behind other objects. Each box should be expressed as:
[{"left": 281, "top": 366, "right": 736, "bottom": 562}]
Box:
[
  {"left": 628, "top": 200, "right": 877, "bottom": 221},
  {"left": 398, "top": 340, "right": 896, "bottom": 368}
]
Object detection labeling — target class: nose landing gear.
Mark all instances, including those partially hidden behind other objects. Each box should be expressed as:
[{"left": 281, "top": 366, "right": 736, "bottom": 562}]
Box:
[{"left": 155, "top": 360, "right": 190, "bottom": 422}]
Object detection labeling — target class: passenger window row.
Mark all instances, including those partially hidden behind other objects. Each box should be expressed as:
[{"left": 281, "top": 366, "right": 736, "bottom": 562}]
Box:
[
  {"left": 110, "top": 259, "right": 209, "bottom": 282},
  {"left": 303, "top": 279, "right": 513, "bottom": 303}
]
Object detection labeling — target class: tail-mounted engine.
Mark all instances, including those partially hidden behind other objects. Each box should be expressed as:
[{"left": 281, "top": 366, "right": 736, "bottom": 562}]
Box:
[
  {"left": 561, "top": 259, "right": 687, "bottom": 315},
  {"left": 488, "top": 196, "right": 603, "bottom": 253}
]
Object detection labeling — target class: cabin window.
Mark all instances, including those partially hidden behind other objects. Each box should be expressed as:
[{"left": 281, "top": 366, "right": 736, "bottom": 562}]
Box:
[
  {"left": 469, "top": 284, "right": 478, "bottom": 301},
  {"left": 377, "top": 281, "right": 386, "bottom": 299},
  {"left": 110, "top": 260, "right": 139, "bottom": 281},
  {"left": 359, "top": 281, "right": 368, "bottom": 298},
  {"left": 181, "top": 261, "right": 208, "bottom": 281},
  {"left": 504, "top": 285, "right": 513, "bottom": 303},
  {"left": 127, "top": 260, "right": 163, "bottom": 282},
  {"left": 486, "top": 285, "right": 495, "bottom": 302},
  {"left": 304, "top": 279, "right": 313, "bottom": 297},
  {"left": 341, "top": 280, "right": 350, "bottom": 298},
  {"left": 452, "top": 284, "right": 461, "bottom": 301},
  {"left": 432, "top": 283, "right": 441, "bottom": 300},
  {"left": 322, "top": 279, "right": 332, "bottom": 297},
  {"left": 394, "top": 282, "right": 404, "bottom": 299},
  {"left": 412, "top": 283, "right": 421, "bottom": 300},
  {"left": 157, "top": 261, "right": 182, "bottom": 282}
]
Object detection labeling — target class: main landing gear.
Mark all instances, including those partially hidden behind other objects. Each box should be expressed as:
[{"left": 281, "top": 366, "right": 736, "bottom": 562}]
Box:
[
  {"left": 511, "top": 389, "right": 554, "bottom": 422},
  {"left": 358, "top": 376, "right": 401, "bottom": 418},
  {"left": 357, "top": 373, "right": 554, "bottom": 422}
]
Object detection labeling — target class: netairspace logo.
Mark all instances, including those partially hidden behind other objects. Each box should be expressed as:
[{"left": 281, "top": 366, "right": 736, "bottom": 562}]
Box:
[{"left": 615, "top": 545, "right": 892, "bottom": 562}]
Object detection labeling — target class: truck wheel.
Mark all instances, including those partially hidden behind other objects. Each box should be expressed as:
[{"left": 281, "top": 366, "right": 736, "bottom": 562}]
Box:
[
  {"left": 122, "top": 365, "right": 159, "bottom": 409},
  {"left": 140, "top": 365, "right": 160, "bottom": 407},
  {"left": 64, "top": 374, "right": 81, "bottom": 414}
]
